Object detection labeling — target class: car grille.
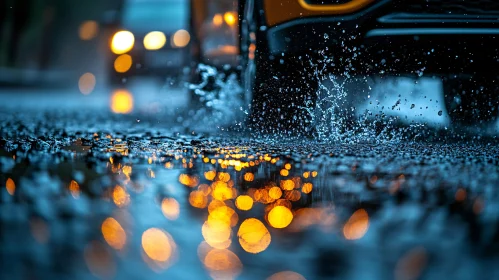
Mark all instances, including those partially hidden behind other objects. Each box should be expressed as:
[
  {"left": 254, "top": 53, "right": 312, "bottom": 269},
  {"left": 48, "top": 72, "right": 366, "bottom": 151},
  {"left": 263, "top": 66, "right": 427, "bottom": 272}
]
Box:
[{"left": 397, "top": 0, "right": 499, "bottom": 15}]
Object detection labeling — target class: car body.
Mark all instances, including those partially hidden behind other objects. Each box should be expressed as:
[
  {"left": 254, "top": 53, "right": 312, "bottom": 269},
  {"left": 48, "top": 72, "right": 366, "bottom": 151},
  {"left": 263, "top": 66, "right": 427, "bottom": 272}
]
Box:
[
  {"left": 107, "top": 0, "right": 192, "bottom": 84},
  {"left": 239, "top": 0, "right": 499, "bottom": 128}
]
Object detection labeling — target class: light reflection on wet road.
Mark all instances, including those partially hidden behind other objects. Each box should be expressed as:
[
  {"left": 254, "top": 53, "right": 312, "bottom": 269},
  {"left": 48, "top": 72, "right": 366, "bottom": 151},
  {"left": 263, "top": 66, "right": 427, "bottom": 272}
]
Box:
[
  {"left": 2, "top": 119, "right": 499, "bottom": 279},
  {"left": 1, "top": 78, "right": 499, "bottom": 279}
]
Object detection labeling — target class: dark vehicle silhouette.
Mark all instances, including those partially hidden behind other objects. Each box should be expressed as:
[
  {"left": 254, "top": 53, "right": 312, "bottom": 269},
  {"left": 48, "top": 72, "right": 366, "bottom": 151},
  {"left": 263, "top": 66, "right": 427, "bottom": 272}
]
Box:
[{"left": 238, "top": 0, "right": 499, "bottom": 127}]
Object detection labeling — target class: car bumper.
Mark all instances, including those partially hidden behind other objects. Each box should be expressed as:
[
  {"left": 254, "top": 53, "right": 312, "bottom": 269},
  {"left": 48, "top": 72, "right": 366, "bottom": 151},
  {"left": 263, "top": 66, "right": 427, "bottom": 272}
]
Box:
[{"left": 264, "top": 0, "right": 499, "bottom": 75}]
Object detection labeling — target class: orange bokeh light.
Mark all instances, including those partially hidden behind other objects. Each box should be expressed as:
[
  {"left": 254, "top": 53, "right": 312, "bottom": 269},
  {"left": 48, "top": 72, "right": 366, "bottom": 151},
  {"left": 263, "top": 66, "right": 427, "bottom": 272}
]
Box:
[
  {"left": 101, "top": 217, "right": 126, "bottom": 250},
  {"left": 301, "top": 183, "right": 313, "bottom": 194},
  {"left": 79, "top": 20, "right": 99, "bottom": 40},
  {"left": 161, "top": 198, "right": 180, "bottom": 220},
  {"left": 280, "top": 180, "right": 295, "bottom": 191},
  {"left": 142, "top": 228, "right": 176, "bottom": 269},
  {"left": 238, "top": 218, "right": 271, "bottom": 254},
  {"left": 114, "top": 54, "right": 132, "bottom": 73},
  {"left": 69, "top": 180, "right": 80, "bottom": 198},
  {"left": 6, "top": 178, "right": 15, "bottom": 195},
  {"left": 112, "top": 185, "right": 130, "bottom": 207},
  {"left": 268, "top": 271, "right": 306, "bottom": 280},
  {"left": 343, "top": 209, "right": 369, "bottom": 240}
]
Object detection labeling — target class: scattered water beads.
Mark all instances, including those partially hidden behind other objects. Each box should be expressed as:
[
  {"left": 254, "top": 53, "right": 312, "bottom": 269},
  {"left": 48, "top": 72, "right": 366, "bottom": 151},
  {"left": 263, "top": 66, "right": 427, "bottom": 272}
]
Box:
[
  {"left": 188, "top": 64, "right": 245, "bottom": 130},
  {"left": 303, "top": 72, "right": 425, "bottom": 143}
]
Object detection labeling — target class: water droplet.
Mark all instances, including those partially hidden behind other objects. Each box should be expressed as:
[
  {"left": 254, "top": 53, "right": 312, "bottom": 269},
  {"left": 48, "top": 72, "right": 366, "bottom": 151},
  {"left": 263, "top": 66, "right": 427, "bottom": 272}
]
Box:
[{"left": 438, "top": 110, "right": 443, "bottom": 116}]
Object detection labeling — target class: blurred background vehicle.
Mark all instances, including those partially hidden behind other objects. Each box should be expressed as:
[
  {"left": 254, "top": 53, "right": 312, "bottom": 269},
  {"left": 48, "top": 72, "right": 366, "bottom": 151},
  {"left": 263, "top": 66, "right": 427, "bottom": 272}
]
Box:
[
  {"left": 190, "top": 0, "right": 239, "bottom": 69},
  {"left": 104, "top": 0, "right": 192, "bottom": 85}
]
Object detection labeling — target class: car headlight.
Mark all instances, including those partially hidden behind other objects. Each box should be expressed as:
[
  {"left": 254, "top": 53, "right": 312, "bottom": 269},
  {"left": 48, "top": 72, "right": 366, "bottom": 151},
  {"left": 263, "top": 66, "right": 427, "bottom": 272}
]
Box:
[
  {"left": 144, "top": 31, "right": 167, "bottom": 50},
  {"left": 111, "top": 31, "right": 135, "bottom": 54}
]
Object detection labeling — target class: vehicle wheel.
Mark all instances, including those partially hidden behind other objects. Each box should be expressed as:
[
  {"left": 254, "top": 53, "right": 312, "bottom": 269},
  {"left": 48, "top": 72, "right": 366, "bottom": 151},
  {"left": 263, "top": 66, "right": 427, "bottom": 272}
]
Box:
[
  {"left": 443, "top": 76, "right": 499, "bottom": 125},
  {"left": 240, "top": 2, "right": 318, "bottom": 135}
]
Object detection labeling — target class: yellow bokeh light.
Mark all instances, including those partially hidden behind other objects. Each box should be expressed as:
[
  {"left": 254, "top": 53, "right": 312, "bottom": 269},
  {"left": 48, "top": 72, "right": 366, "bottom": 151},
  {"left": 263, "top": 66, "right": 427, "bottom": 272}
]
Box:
[
  {"left": 343, "top": 209, "right": 369, "bottom": 240},
  {"left": 280, "top": 169, "right": 289, "bottom": 176},
  {"left": 202, "top": 219, "right": 232, "bottom": 249},
  {"left": 302, "top": 183, "right": 313, "bottom": 194},
  {"left": 114, "top": 54, "right": 132, "bottom": 73},
  {"left": 208, "top": 200, "right": 226, "bottom": 213},
  {"left": 6, "top": 178, "right": 15, "bottom": 195},
  {"left": 142, "top": 228, "right": 176, "bottom": 270},
  {"left": 101, "top": 217, "right": 126, "bottom": 250},
  {"left": 189, "top": 191, "right": 208, "bottom": 208},
  {"left": 143, "top": 31, "right": 166, "bottom": 50},
  {"left": 243, "top": 172, "right": 254, "bottom": 182},
  {"left": 204, "top": 170, "right": 216, "bottom": 181},
  {"left": 69, "top": 180, "right": 80, "bottom": 198},
  {"left": 122, "top": 165, "right": 132, "bottom": 178},
  {"left": 238, "top": 218, "right": 271, "bottom": 254},
  {"left": 235, "top": 195, "right": 253, "bottom": 211},
  {"left": 212, "top": 181, "right": 233, "bottom": 201},
  {"left": 267, "top": 271, "right": 306, "bottom": 280},
  {"left": 110, "top": 90, "right": 134, "bottom": 114},
  {"left": 268, "top": 206, "right": 293, "bottom": 229},
  {"left": 179, "top": 173, "right": 199, "bottom": 187},
  {"left": 224, "top": 11, "right": 237, "bottom": 26},
  {"left": 172, "top": 29, "right": 190, "bottom": 48},
  {"left": 208, "top": 205, "right": 238, "bottom": 228},
  {"left": 203, "top": 248, "right": 242, "bottom": 279},
  {"left": 111, "top": 31, "right": 134, "bottom": 54},
  {"left": 79, "top": 20, "right": 99, "bottom": 40},
  {"left": 280, "top": 180, "right": 295, "bottom": 191},
  {"left": 284, "top": 163, "right": 292, "bottom": 170},
  {"left": 217, "top": 172, "right": 231, "bottom": 182},
  {"left": 161, "top": 198, "right": 180, "bottom": 220},
  {"left": 268, "top": 187, "right": 282, "bottom": 199},
  {"left": 213, "top": 13, "right": 223, "bottom": 26},
  {"left": 78, "top": 73, "right": 96, "bottom": 95},
  {"left": 198, "top": 184, "right": 211, "bottom": 196}
]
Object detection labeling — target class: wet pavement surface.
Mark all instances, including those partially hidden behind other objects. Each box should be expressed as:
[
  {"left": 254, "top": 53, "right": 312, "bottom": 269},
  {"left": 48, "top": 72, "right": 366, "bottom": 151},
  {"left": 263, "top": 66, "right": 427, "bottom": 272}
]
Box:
[{"left": 2, "top": 102, "right": 499, "bottom": 280}]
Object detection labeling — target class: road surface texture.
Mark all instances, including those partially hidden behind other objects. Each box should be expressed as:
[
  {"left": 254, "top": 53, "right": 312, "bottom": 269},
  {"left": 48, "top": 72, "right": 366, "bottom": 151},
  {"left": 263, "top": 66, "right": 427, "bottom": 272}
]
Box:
[{"left": 1, "top": 86, "right": 499, "bottom": 280}]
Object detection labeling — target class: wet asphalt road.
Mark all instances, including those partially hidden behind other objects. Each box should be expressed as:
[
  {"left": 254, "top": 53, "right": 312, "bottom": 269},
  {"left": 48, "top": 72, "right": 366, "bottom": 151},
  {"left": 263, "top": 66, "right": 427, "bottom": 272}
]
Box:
[{"left": 1, "top": 87, "right": 499, "bottom": 280}]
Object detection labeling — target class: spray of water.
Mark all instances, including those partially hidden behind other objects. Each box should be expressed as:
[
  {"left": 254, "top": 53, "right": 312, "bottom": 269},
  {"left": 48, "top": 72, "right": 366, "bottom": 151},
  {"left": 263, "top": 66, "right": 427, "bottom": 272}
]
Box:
[
  {"left": 188, "top": 64, "right": 246, "bottom": 131},
  {"left": 303, "top": 61, "right": 425, "bottom": 143}
]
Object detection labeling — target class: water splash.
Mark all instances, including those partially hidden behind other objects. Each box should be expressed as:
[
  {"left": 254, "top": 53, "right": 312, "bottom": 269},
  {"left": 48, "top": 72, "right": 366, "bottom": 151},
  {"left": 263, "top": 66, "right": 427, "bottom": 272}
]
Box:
[
  {"left": 188, "top": 64, "right": 245, "bottom": 131},
  {"left": 303, "top": 72, "right": 425, "bottom": 143}
]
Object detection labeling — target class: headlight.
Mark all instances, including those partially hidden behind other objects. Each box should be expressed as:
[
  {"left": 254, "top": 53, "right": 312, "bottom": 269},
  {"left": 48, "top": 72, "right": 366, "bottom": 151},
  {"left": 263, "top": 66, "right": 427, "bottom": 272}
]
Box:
[
  {"left": 144, "top": 31, "right": 166, "bottom": 50},
  {"left": 111, "top": 31, "right": 135, "bottom": 54},
  {"left": 172, "top": 30, "right": 190, "bottom": 48}
]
